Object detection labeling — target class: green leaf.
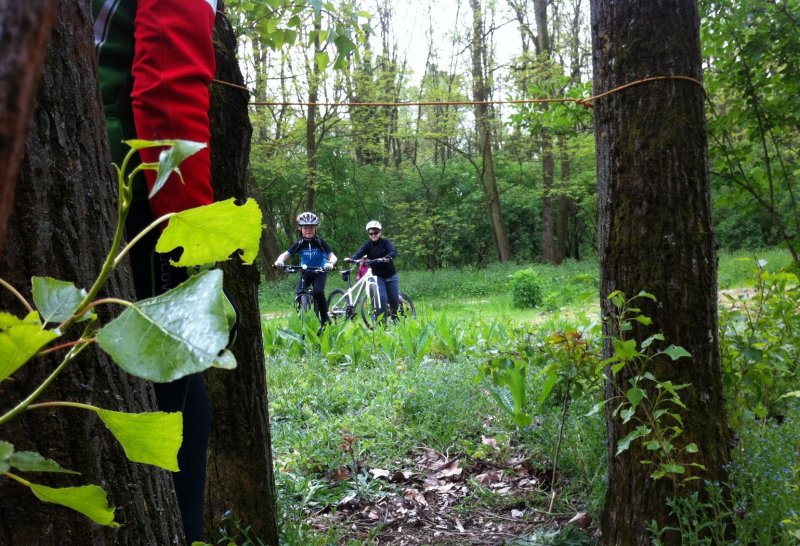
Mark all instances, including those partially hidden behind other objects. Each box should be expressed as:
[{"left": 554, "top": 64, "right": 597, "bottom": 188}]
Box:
[
  {"left": 97, "top": 409, "right": 182, "bottom": 471},
  {"left": 780, "top": 390, "right": 800, "bottom": 399},
  {"left": 96, "top": 270, "right": 234, "bottom": 382},
  {"left": 685, "top": 442, "right": 699, "bottom": 453},
  {"left": 156, "top": 198, "right": 263, "bottom": 266},
  {"left": 0, "top": 441, "right": 13, "bottom": 472},
  {"left": 626, "top": 386, "right": 647, "bottom": 407},
  {"left": 663, "top": 345, "right": 691, "bottom": 360},
  {"left": 612, "top": 338, "right": 638, "bottom": 361},
  {"left": 315, "top": 51, "right": 330, "bottom": 71},
  {"left": 31, "top": 277, "right": 93, "bottom": 324},
  {"left": 10, "top": 451, "right": 79, "bottom": 474},
  {"left": 148, "top": 140, "right": 207, "bottom": 199},
  {"left": 0, "top": 311, "right": 59, "bottom": 382},
  {"left": 616, "top": 426, "right": 650, "bottom": 455},
  {"left": 29, "top": 483, "right": 118, "bottom": 527}
]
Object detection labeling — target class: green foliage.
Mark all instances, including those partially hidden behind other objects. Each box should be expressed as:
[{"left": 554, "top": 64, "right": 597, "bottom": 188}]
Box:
[
  {"left": 226, "top": 0, "right": 372, "bottom": 70},
  {"left": 651, "top": 407, "right": 800, "bottom": 545},
  {"left": 719, "top": 259, "right": 800, "bottom": 425},
  {"left": 0, "top": 141, "right": 262, "bottom": 527},
  {"left": 601, "top": 291, "right": 701, "bottom": 485},
  {"left": 701, "top": 0, "right": 800, "bottom": 262},
  {"left": 510, "top": 269, "right": 544, "bottom": 309}
]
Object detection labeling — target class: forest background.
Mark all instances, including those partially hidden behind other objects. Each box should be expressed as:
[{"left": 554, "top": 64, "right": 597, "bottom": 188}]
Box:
[{"left": 225, "top": 0, "right": 797, "bottom": 272}]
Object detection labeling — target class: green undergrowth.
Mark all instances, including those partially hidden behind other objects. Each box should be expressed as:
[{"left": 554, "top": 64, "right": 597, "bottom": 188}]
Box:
[{"left": 256, "top": 248, "right": 798, "bottom": 545}]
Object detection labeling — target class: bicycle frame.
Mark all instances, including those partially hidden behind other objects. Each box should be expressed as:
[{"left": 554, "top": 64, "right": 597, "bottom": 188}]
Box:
[{"left": 329, "top": 264, "right": 381, "bottom": 319}]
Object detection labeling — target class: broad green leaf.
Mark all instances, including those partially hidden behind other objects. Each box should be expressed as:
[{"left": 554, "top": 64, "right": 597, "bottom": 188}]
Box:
[
  {"left": 663, "top": 345, "right": 691, "bottom": 360},
  {"left": 156, "top": 198, "right": 262, "bottom": 266},
  {"left": 662, "top": 463, "right": 685, "bottom": 475},
  {"left": 537, "top": 370, "right": 558, "bottom": 405},
  {"left": 612, "top": 338, "right": 638, "bottom": 362},
  {"left": 97, "top": 409, "right": 182, "bottom": 471},
  {"left": 0, "top": 441, "right": 13, "bottom": 472},
  {"left": 779, "top": 390, "right": 800, "bottom": 399},
  {"left": 96, "top": 270, "right": 232, "bottom": 382},
  {"left": 616, "top": 425, "right": 650, "bottom": 455},
  {"left": 315, "top": 52, "right": 330, "bottom": 71},
  {"left": 29, "top": 483, "right": 118, "bottom": 527},
  {"left": 148, "top": 140, "right": 207, "bottom": 198},
  {"left": 626, "top": 387, "right": 647, "bottom": 407},
  {"left": 685, "top": 442, "right": 699, "bottom": 453},
  {"left": 0, "top": 311, "right": 59, "bottom": 382},
  {"left": 213, "top": 349, "right": 237, "bottom": 370},
  {"left": 31, "top": 277, "right": 93, "bottom": 323},
  {"left": 10, "top": 450, "right": 79, "bottom": 474}
]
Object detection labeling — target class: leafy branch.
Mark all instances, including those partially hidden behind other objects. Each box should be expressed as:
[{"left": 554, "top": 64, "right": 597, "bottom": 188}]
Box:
[{"left": 0, "top": 140, "right": 263, "bottom": 526}]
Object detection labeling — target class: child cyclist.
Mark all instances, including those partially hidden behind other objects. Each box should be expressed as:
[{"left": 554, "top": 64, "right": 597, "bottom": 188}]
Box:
[{"left": 274, "top": 212, "right": 338, "bottom": 325}]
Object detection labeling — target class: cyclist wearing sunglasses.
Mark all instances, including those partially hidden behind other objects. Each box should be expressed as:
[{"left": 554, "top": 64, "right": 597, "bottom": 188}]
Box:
[
  {"left": 274, "top": 212, "right": 338, "bottom": 325},
  {"left": 348, "top": 221, "right": 400, "bottom": 322}
]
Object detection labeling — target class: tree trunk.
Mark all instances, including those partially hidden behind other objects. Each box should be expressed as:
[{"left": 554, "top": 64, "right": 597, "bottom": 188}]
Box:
[
  {"left": 0, "top": 1, "right": 184, "bottom": 544},
  {"left": 206, "top": 6, "right": 278, "bottom": 544},
  {"left": 470, "top": 0, "right": 511, "bottom": 262},
  {"left": 303, "top": 17, "right": 322, "bottom": 212},
  {"left": 0, "top": 0, "right": 59, "bottom": 253},
  {"left": 591, "top": 2, "right": 730, "bottom": 544}
]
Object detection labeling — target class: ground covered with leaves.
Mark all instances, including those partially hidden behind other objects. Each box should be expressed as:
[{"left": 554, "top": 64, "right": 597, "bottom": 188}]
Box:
[{"left": 305, "top": 443, "right": 595, "bottom": 545}]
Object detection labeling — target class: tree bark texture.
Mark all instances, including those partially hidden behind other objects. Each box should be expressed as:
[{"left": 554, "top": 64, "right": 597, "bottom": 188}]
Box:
[
  {"left": 591, "top": 2, "right": 730, "bottom": 545},
  {"left": 0, "top": 0, "right": 59, "bottom": 254},
  {"left": 206, "top": 7, "right": 278, "bottom": 544},
  {"left": 470, "top": 0, "right": 512, "bottom": 262},
  {"left": 0, "top": 2, "right": 184, "bottom": 544}
]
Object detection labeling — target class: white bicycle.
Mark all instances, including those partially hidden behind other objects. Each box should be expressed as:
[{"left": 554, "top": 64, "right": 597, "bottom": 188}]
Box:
[{"left": 327, "top": 257, "right": 416, "bottom": 329}]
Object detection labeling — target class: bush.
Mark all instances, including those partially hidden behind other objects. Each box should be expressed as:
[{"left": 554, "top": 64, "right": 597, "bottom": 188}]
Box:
[{"left": 510, "top": 268, "right": 543, "bottom": 308}]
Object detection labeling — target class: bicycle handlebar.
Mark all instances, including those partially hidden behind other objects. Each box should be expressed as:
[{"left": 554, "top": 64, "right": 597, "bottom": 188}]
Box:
[
  {"left": 273, "top": 264, "right": 329, "bottom": 273},
  {"left": 343, "top": 257, "right": 391, "bottom": 265}
]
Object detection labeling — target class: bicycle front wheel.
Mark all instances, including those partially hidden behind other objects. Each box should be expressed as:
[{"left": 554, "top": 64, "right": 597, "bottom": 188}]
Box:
[
  {"left": 327, "top": 289, "right": 348, "bottom": 324},
  {"left": 360, "top": 288, "right": 379, "bottom": 329},
  {"left": 397, "top": 293, "right": 416, "bottom": 320}
]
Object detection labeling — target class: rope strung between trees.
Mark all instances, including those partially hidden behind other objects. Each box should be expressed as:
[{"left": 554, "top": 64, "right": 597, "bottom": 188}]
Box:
[{"left": 211, "top": 75, "right": 706, "bottom": 109}]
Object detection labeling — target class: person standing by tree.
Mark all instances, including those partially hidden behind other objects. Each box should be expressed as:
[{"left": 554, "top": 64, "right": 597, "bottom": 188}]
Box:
[
  {"left": 274, "top": 212, "right": 338, "bottom": 326},
  {"left": 92, "top": 0, "right": 219, "bottom": 542},
  {"left": 347, "top": 220, "right": 401, "bottom": 322}
]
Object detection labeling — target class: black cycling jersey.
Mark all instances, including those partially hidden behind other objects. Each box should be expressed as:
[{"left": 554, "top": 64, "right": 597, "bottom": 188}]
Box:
[{"left": 349, "top": 237, "right": 397, "bottom": 278}]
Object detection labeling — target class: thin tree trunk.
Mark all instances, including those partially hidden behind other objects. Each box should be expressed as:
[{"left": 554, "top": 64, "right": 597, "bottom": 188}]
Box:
[
  {"left": 206, "top": 6, "right": 278, "bottom": 544},
  {"left": 303, "top": 18, "right": 321, "bottom": 212},
  {"left": 0, "top": 0, "right": 59, "bottom": 253},
  {"left": 592, "top": 2, "right": 730, "bottom": 544},
  {"left": 470, "top": 0, "right": 511, "bottom": 261},
  {"left": 0, "top": 2, "right": 183, "bottom": 543}
]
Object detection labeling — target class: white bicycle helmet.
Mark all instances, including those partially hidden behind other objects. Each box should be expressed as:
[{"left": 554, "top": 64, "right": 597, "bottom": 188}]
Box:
[
  {"left": 296, "top": 211, "right": 320, "bottom": 226},
  {"left": 366, "top": 220, "right": 382, "bottom": 232}
]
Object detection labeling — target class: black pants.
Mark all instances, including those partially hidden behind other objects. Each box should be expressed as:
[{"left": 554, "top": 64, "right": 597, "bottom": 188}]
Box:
[
  {"left": 297, "top": 270, "right": 329, "bottom": 323},
  {"left": 127, "top": 199, "right": 210, "bottom": 543}
]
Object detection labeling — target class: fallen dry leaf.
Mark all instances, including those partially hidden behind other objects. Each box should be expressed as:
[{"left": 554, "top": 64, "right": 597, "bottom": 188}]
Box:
[
  {"left": 370, "top": 468, "right": 391, "bottom": 479},
  {"left": 481, "top": 435, "right": 499, "bottom": 449},
  {"left": 331, "top": 465, "right": 352, "bottom": 481}
]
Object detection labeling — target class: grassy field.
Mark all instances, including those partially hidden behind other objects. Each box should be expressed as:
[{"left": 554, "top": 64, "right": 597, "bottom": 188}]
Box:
[{"left": 249, "top": 248, "right": 800, "bottom": 546}]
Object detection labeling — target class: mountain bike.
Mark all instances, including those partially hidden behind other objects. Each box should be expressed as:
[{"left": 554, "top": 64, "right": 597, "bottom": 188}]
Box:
[
  {"left": 274, "top": 264, "right": 328, "bottom": 332},
  {"left": 327, "top": 258, "right": 416, "bottom": 329}
]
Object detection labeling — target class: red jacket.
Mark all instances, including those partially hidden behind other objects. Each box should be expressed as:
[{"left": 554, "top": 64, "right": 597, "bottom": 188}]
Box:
[{"left": 131, "top": 0, "right": 216, "bottom": 219}]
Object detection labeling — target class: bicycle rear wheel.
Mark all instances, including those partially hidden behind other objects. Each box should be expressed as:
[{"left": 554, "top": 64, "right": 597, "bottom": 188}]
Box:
[{"left": 397, "top": 293, "right": 416, "bottom": 320}]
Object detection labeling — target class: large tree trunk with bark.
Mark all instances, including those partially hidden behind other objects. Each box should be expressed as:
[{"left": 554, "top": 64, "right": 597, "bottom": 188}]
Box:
[
  {"left": 591, "top": 2, "right": 730, "bottom": 545},
  {"left": 0, "top": 0, "right": 59, "bottom": 253},
  {"left": 0, "top": 2, "right": 184, "bottom": 544},
  {"left": 205, "top": 6, "right": 278, "bottom": 545}
]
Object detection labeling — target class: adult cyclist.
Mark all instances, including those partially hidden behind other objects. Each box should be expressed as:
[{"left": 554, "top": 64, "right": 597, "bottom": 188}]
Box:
[
  {"left": 274, "top": 212, "right": 338, "bottom": 326},
  {"left": 348, "top": 220, "right": 400, "bottom": 322}
]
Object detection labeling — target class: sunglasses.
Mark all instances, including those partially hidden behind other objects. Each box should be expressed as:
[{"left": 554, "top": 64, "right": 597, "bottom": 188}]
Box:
[{"left": 368, "top": 230, "right": 380, "bottom": 235}]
